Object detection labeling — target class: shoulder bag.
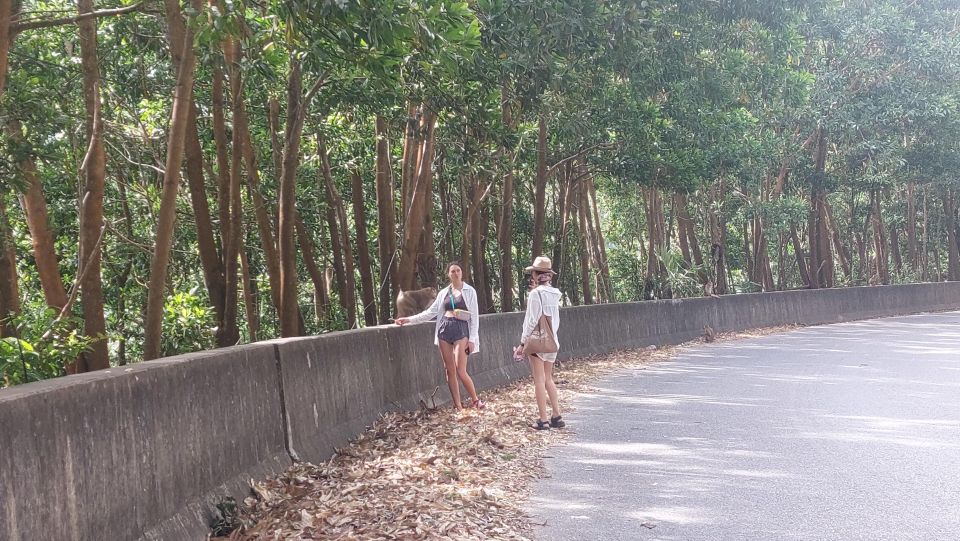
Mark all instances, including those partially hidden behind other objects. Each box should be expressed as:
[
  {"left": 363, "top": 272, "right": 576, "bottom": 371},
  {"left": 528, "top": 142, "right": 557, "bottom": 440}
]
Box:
[{"left": 522, "top": 290, "right": 558, "bottom": 355}]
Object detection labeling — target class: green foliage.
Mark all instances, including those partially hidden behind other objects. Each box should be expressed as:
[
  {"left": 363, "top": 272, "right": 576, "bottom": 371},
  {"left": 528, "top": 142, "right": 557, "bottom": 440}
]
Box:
[
  {"left": 0, "top": 309, "right": 98, "bottom": 388},
  {"left": 160, "top": 289, "right": 216, "bottom": 357}
]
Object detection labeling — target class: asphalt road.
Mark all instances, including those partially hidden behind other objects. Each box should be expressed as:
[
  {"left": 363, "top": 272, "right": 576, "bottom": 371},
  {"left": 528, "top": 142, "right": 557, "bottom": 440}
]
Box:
[{"left": 529, "top": 311, "right": 960, "bottom": 541}]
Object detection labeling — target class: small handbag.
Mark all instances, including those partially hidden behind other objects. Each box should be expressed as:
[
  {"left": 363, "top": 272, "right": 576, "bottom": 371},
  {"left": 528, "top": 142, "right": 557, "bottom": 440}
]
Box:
[{"left": 523, "top": 290, "right": 558, "bottom": 355}]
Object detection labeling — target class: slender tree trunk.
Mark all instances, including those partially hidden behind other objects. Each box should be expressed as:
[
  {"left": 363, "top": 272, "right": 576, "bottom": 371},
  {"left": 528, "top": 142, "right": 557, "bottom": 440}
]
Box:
[
  {"left": 809, "top": 127, "right": 834, "bottom": 288},
  {"left": 295, "top": 214, "right": 329, "bottom": 326},
  {"left": 906, "top": 183, "right": 918, "bottom": 272},
  {"left": 0, "top": 196, "right": 20, "bottom": 336},
  {"left": 790, "top": 223, "right": 811, "bottom": 287},
  {"left": 77, "top": 0, "right": 109, "bottom": 369},
  {"left": 708, "top": 182, "right": 727, "bottom": 294},
  {"left": 871, "top": 190, "right": 890, "bottom": 284},
  {"left": 115, "top": 172, "right": 135, "bottom": 365},
  {"left": 11, "top": 120, "right": 68, "bottom": 310},
  {"left": 922, "top": 187, "right": 930, "bottom": 280},
  {"left": 553, "top": 163, "right": 574, "bottom": 300},
  {"left": 587, "top": 174, "right": 612, "bottom": 301},
  {"left": 942, "top": 188, "right": 960, "bottom": 281},
  {"left": 325, "top": 202, "right": 346, "bottom": 314},
  {"left": 0, "top": 0, "right": 12, "bottom": 96},
  {"left": 825, "top": 201, "right": 851, "bottom": 279},
  {"left": 246, "top": 120, "right": 282, "bottom": 315},
  {"left": 890, "top": 222, "right": 903, "bottom": 277},
  {"left": 400, "top": 102, "right": 421, "bottom": 219},
  {"left": 576, "top": 178, "right": 593, "bottom": 304},
  {"left": 498, "top": 85, "right": 517, "bottom": 312},
  {"left": 532, "top": 113, "right": 548, "bottom": 259},
  {"left": 239, "top": 232, "right": 259, "bottom": 342},
  {"left": 374, "top": 115, "right": 398, "bottom": 322},
  {"left": 211, "top": 52, "right": 231, "bottom": 255},
  {"left": 143, "top": 0, "right": 200, "bottom": 360},
  {"left": 351, "top": 169, "right": 377, "bottom": 326},
  {"left": 675, "top": 193, "right": 693, "bottom": 267},
  {"left": 777, "top": 232, "right": 787, "bottom": 290},
  {"left": 319, "top": 134, "right": 357, "bottom": 328},
  {"left": 277, "top": 59, "right": 306, "bottom": 337}
]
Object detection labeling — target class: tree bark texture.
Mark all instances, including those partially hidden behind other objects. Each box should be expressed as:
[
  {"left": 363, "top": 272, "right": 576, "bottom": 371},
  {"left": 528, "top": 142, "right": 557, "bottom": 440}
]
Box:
[
  {"left": 77, "top": 0, "right": 109, "bottom": 370},
  {"left": 351, "top": 169, "right": 377, "bottom": 326},
  {"left": 142, "top": 0, "right": 200, "bottom": 360},
  {"left": 374, "top": 115, "right": 398, "bottom": 322}
]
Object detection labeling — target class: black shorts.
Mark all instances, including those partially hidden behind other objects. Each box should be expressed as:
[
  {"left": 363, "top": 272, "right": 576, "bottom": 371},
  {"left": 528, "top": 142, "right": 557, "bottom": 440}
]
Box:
[{"left": 438, "top": 317, "right": 469, "bottom": 344}]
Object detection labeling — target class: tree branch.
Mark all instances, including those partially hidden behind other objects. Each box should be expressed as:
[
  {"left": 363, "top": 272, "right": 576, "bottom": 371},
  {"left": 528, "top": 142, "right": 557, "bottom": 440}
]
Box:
[{"left": 13, "top": 2, "right": 143, "bottom": 32}]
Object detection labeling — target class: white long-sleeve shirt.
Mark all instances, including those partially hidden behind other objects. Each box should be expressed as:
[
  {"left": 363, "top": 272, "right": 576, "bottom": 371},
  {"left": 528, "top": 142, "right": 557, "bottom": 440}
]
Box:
[
  {"left": 405, "top": 283, "right": 481, "bottom": 353},
  {"left": 521, "top": 285, "right": 561, "bottom": 349}
]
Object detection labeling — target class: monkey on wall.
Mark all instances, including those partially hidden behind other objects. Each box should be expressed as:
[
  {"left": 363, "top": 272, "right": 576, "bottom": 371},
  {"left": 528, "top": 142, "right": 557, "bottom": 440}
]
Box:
[{"left": 396, "top": 287, "right": 438, "bottom": 318}]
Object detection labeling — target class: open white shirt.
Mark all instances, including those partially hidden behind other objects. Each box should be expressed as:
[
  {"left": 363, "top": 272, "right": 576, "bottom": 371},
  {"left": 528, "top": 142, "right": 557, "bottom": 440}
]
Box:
[
  {"left": 405, "top": 283, "right": 481, "bottom": 353},
  {"left": 522, "top": 285, "right": 561, "bottom": 349}
]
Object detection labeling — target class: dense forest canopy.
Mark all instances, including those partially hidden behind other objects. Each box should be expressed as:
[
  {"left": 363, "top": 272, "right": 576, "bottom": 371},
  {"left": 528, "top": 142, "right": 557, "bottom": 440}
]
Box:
[{"left": 1, "top": 0, "right": 959, "bottom": 385}]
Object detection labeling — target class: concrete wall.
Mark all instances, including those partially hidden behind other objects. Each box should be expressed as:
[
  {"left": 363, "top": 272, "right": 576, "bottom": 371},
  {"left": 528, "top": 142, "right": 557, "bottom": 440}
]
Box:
[{"left": 2, "top": 283, "right": 959, "bottom": 540}]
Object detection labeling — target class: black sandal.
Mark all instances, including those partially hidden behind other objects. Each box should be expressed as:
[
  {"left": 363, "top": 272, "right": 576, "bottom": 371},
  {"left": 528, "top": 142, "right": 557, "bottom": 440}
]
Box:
[
  {"left": 531, "top": 419, "right": 551, "bottom": 430},
  {"left": 550, "top": 415, "right": 565, "bottom": 428}
]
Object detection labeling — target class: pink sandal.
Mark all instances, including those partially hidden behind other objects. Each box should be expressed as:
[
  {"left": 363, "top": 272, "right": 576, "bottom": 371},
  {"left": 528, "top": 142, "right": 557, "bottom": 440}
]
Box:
[{"left": 474, "top": 399, "right": 486, "bottom": 410}]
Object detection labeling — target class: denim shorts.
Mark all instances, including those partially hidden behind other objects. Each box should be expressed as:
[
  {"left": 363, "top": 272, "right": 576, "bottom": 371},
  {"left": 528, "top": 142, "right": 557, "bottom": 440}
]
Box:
[{"left": 438, "top": 316, "right": 469, "bottom": 344}]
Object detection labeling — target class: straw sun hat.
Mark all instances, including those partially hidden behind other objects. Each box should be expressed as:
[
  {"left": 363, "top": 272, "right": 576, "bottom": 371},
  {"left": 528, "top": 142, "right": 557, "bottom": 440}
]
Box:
[{"left": 525, "top": 255, "right": 557, "bottom": 275}]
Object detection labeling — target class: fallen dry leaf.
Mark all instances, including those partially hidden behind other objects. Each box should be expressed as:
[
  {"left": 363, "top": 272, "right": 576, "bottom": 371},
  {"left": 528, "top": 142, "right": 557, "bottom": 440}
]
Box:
[{"left": 210, "top": 326, "right": 796, "bottom": 540}]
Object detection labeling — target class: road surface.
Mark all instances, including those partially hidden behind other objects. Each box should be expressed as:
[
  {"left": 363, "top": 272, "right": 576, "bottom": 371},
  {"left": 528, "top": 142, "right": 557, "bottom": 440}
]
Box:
[{"left": 530, "top": 311, "right": 960, "bottom": 540}]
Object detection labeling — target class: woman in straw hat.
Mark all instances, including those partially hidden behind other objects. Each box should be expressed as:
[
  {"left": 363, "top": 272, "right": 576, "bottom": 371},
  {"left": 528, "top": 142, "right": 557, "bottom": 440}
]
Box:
[
  {"left": 515, "top": 256, "right": 564, "bottom": 430},
  {"left": 395, "top": 261, "right": 485, "bottom": 410}
]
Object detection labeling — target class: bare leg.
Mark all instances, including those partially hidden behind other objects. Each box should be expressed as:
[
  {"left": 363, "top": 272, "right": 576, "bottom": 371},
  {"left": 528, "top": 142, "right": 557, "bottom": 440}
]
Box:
[
  {"left": 454, "top": 338, "right": 480, "bottom": 403},
  {"left": 528, "top": 355, "right": 549, "bottom": 422},
  {"left": 543, "top": 360, "right": 562, "bottom": 418},
  {"left": 438, "top": 341, "right": 462, "bottom": 409}
]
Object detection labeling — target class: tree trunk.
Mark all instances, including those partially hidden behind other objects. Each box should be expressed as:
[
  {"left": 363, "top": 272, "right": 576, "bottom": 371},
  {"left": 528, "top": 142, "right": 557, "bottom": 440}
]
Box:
[
  {"left": 246, "top": 117, "right": 282, "bottom": 315},
  {"left": 675, "top": 193, "right": 693, "bottom": 267},
  {"left": 532, "top": 113, "right": 548, "bottom": 259},
  {"left": 809, "top": 127, "right": 834, "bottom": 288},
  {"left": 142, "top": 0, "right": 200, "bottom": 360},
  {"left": 906, "top": 183, "right": 918, "bottom": 272},
  {"left": 77, "top": 0, "right": 109, "bottom": 370},
  {"left": 0, "top": 0, "right": 12, "bottom": 96},
  {"left": 552, "top": 162, "right": 574, "bottom": 301},
  {"left": 942, "top": 188, "right": 960, "bottom": 281},
  {"left": 319, "top": 134, "right": 357, "bottom": 328},
  {"left": 397, "top": 108, "right": 436, "bottom": 291},
  {"left": 576, "top": 177, "right": 593, "bottom": 305},
  {"left": 239, "top": 232, "right": 259, "bottom": 342},
  {"left": 217, "top": 39, "right": 245, "bottom": 346},
  {"left": 825, "top": 201, "right": 851, "bottom": 280},
  {"left": 790, "top": 223, "right": 811, "bottom": 288},
  {"left": 296, "top": 214, "right": 329, "bottom": 326},
  {"left": 400, "top": 102, "right": 421, "bottom": 219},
  {"left": 325, "top": 201, "right": 347, "bottom": 313},
  {"left": 277, "top": 59, "right": 305, "bottom": 337},
  {"left": 890, "top": 220, "right": 903, "bottom": 277},
  {"left": 374, "top": 115, "right": 398, "bottom": 322},
  {"left": 708, "top": 182, "right": 727, "bottom": 294},
  {"left": 351, "top": 169, "right": 377, "bottom": 326},
  {"left": 0, "top": 196, "right": 20, "bottom": 336},
  {"left": 871, "top": 190, "right": 890, "bottom": 284},
  {"left": 587, "top": 174, "right": 612, "bottom": 301},
  {"left": 11, "top": 120, "right": 68, "bottom": 310}
]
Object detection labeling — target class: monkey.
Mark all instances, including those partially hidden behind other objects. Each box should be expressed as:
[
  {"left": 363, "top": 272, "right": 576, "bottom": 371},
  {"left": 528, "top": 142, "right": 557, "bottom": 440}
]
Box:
[
  {"left": 703, "top": 324, "right": 717, "bottom": 343},
  {"left": 396, "top": 287, "right": 438, "bottom": 318}
]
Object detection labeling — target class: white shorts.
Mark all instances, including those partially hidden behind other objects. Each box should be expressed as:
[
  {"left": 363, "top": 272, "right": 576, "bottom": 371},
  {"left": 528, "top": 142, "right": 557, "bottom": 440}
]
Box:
[{"left": 531, "top": 351, "right": 557, "bottom": 363}]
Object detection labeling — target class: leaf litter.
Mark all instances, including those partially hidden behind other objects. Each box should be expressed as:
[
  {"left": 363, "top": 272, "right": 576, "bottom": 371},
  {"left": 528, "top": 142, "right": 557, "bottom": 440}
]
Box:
[{"left": 211, "top": 326, "right": 796, "bottom": 540}]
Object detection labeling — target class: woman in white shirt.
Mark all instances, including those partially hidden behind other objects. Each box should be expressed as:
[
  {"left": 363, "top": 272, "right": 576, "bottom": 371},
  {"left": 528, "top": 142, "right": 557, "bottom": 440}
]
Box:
[
  {"left": 517, "top": 256, "right": 564, "bottom": 430},
  {"left": 396, "top": 262, "right": 485, "bottom": 410}
]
